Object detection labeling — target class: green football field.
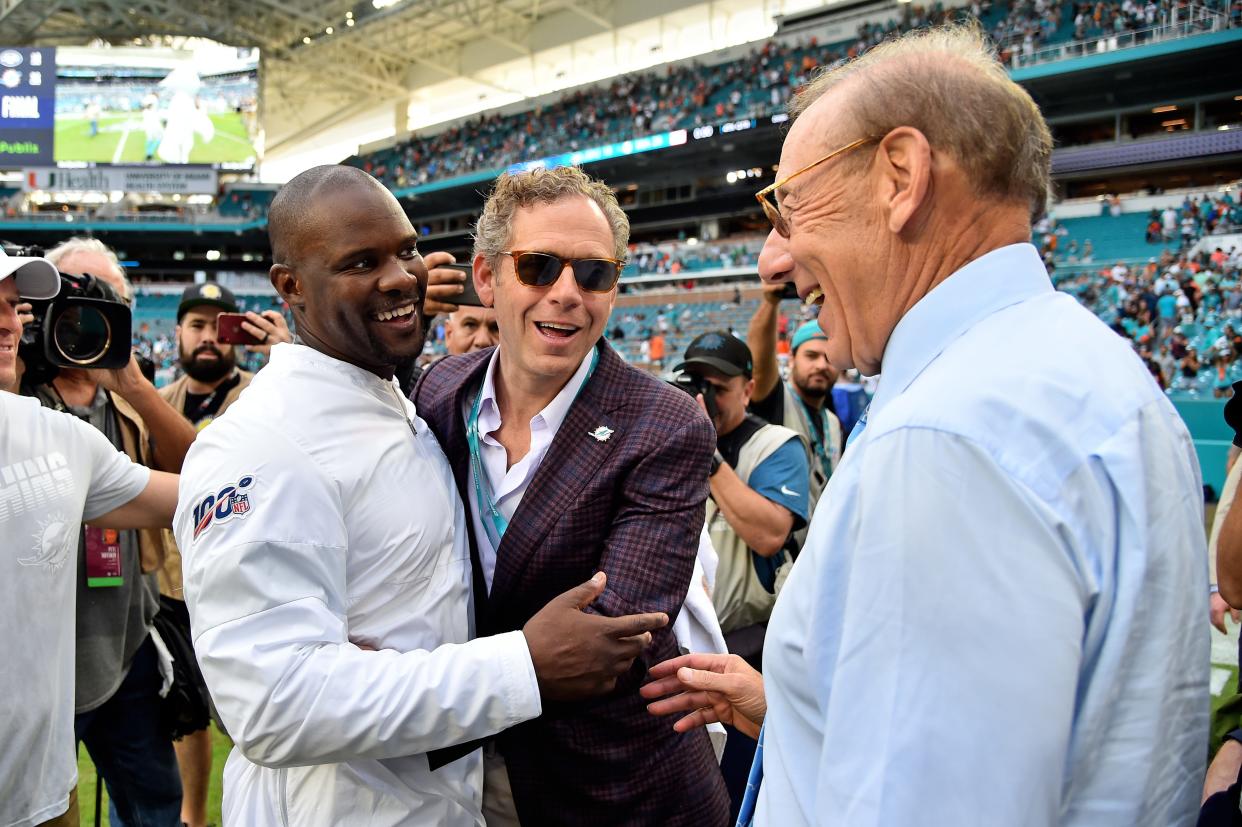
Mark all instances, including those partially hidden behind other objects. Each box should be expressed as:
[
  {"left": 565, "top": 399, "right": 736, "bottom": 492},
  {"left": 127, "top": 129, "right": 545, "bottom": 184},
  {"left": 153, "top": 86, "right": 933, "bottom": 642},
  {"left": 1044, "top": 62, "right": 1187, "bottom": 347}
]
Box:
[{"left": 54, "top": 112, "right": 256, "bottom": 164}]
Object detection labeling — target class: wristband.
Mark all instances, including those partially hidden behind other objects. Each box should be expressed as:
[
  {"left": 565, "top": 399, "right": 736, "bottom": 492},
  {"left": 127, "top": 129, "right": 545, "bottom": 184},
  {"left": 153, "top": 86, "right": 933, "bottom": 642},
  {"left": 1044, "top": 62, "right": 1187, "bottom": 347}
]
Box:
[{"left": 710, "top": 450, "right": 725, "bottom": 477}]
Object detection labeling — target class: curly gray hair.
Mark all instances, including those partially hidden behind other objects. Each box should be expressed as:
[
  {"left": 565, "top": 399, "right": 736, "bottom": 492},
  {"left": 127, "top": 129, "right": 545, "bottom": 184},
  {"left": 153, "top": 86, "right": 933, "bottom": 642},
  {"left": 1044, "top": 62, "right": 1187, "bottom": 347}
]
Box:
[{"left": 473, "top": 166, "right": 629, "bottom": 264}]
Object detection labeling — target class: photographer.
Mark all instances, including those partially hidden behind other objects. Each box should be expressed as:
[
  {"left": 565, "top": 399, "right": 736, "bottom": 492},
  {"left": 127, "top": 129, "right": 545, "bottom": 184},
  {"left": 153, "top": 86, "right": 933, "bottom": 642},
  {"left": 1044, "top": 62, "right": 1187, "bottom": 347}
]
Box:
[
  {"left": 0, "top": 249, "right": 177, "bottom": 827},
  {"left": 674, "top": 332, "right": 810, "bottom": 659},
  {"left": 747, "top": 282, "right": 842, "bottom": 510},
  {"left": 25, "top": 237, "right": 194, "bottom": 826}
]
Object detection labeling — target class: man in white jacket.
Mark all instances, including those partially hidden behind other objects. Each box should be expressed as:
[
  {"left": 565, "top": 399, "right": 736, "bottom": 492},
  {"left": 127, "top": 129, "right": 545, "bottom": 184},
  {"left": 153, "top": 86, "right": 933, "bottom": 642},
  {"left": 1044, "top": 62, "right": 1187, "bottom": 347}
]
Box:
[{"left": 173, "top": 165, "right": 668, "bottom": 826}]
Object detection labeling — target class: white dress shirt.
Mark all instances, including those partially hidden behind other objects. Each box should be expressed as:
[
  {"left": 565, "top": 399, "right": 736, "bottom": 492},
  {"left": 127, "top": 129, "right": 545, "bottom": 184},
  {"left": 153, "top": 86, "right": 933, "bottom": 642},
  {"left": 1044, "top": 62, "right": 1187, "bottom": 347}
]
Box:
[
  {"left": 174, "top": 343, "right": 542, "bottom": 827},
  {"left": 758, "top": 244, "right": 1209, "bottom": 826},
  {"left": 468, "top": 348, "right": 595, "bottom": 591}
]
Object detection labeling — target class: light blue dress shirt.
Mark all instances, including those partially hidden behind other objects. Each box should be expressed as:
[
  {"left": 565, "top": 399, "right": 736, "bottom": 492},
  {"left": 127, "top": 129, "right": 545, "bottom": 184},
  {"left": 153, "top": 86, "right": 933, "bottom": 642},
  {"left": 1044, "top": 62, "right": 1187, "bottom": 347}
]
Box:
[{"left": 758, "top": 243, "right": 1209, "bottom": 826}]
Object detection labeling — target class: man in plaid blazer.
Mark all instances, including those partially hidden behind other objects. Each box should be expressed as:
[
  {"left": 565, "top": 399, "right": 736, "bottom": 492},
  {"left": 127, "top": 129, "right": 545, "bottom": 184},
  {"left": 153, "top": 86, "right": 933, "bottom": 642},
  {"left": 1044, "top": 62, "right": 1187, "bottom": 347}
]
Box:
[{"left": 413, "top": 165, "right": 730, "bottom": 826}]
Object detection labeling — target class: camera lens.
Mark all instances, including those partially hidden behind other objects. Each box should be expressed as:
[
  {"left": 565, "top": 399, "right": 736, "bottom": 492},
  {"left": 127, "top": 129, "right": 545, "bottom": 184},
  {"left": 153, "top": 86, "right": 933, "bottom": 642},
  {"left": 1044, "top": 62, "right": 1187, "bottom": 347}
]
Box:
[{"left": 53, "top": 306, "right": 113, "bottom": 365}]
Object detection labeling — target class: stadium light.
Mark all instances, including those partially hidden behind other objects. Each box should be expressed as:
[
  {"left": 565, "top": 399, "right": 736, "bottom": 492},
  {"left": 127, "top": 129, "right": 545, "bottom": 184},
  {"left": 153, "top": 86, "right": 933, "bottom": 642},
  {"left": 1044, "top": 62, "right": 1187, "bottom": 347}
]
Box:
[
  {"left": 205, "top": 250, "right": 221, "bottom": 261},
  {"left": 326, "top": 26, "right": 333, "bottom": 34},
  {"left": 726, "top": 171, "right": 737, "bottom": 184},
  {"left": 303, "top": 36, "right": 311, "bottom": 44},
  {"left": 347, "top": 19, "right": 355, "bottom": 26}
]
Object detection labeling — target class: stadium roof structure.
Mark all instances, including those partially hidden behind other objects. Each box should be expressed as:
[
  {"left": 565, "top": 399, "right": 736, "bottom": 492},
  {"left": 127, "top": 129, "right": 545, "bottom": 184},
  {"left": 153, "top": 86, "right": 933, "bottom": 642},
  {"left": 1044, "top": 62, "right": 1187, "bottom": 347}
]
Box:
[{"left": 2, "top": 0, "right": 787, "bottom": 178}]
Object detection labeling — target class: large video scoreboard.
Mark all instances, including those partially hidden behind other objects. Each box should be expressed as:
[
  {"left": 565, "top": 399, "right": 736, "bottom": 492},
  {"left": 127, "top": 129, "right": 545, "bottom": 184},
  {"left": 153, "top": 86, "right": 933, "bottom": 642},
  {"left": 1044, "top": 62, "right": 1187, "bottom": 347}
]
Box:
[
  {"left": 0, "top": 44, "right": 259, "bottom": 169},
  {"left": 0, "top": 48, "right": 56, "bottom": 166}
]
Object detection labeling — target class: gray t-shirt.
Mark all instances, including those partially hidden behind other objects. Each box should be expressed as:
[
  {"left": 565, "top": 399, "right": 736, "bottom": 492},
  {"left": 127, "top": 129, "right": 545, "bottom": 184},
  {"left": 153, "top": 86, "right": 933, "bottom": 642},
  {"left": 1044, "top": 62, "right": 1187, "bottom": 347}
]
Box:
[
  {"left": 33, "top": 384, "right": 161, "bottom": 713},
  {"left": 0, "top": 392, "right": 149, "bottom": 827}
]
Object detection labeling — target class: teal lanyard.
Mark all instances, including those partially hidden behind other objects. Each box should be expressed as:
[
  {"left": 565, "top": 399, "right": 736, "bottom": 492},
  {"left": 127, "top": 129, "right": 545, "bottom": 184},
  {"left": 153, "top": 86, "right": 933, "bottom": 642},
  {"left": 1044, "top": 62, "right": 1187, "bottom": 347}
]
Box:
[
  {"left": 466, "top": 347, "right": 600, "bottom": 551},
  {"left": 794, "top": 387, "right": 833, "bottom": 479}
]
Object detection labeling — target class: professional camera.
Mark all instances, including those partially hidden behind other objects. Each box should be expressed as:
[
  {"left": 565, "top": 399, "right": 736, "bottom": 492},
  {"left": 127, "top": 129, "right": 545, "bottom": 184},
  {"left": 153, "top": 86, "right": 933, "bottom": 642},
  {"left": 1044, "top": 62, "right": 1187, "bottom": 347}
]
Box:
[
  {"left": 668, "top": 371, "right": 721, "bottom": 421},
  {"left": 7, "top": 242, "right": 134, "bottom": 386}
]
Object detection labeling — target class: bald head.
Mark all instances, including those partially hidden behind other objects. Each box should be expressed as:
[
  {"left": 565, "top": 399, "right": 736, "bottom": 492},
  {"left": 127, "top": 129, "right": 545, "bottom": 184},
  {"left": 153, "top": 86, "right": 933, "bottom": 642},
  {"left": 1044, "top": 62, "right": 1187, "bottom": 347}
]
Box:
[{"left": 268, "top": 165, "right": 391, "bottom": 266}]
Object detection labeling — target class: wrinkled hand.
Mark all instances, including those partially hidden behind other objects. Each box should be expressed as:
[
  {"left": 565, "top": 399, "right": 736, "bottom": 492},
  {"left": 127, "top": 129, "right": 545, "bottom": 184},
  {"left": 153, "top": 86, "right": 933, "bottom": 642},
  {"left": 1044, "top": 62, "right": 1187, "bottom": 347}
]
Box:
[
  {"left": 1211, "top": 591, "right": 1240, "bottom": 634},
  {"left": 96, "top": 353, "right": 150, "bottom": 399},
  {"left": 422, "top": 251, "right": 466, "bottom": 317},
  {"left": 242, "top": 310, "right": 292, "bottom": 357},
  {"left": 524, "top": 572, "right": 669, "bottom": 702},
  {"left": 640, "top": 652, "right": 766, "bottom": 740}
]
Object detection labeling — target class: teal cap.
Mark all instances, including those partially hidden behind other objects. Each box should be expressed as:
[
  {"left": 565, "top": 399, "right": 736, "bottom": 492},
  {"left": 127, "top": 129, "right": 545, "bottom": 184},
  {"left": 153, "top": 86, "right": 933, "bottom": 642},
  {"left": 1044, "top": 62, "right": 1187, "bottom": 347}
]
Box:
[{"left": 791, "top": 320, "right": 827, "bottom": 352}]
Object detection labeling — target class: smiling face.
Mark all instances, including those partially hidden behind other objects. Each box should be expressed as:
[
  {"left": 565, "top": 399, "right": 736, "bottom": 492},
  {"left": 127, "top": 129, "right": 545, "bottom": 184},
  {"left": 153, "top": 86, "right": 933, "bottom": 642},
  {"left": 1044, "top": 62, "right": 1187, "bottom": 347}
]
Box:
[
  {"left": 476, "top": 195, "right": 618, "bottom": 393},
  {"left": 0, "top": 277, "right": 20, "bottom": 389},
  {"left": 271, "top": 182, "right": 426, "bottom": 378},
  {"left": 766, "top": 98, "right": 890, "bottom": 375}
]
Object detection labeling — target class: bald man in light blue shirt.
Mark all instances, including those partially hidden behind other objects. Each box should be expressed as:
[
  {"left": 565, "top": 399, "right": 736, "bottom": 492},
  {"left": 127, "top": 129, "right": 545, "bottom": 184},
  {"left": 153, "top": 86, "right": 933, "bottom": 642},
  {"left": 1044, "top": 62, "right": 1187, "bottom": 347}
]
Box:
[{"left": 644, "top": 25, "right": 1208, "bottom": 827}]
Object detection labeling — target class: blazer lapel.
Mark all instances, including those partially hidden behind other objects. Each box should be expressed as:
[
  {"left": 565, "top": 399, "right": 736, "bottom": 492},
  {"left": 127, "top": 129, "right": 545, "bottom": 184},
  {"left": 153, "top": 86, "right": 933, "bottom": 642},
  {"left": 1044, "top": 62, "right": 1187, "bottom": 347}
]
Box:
[{"left": 489, "top": 343, "right": 628, "bottom": 605}]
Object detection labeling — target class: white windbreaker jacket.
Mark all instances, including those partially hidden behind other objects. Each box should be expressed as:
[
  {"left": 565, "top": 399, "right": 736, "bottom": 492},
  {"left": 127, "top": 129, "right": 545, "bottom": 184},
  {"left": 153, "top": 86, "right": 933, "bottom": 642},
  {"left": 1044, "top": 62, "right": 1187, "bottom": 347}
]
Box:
[{"left": 173, "top": 343, "right": 541, "bottom": 826}]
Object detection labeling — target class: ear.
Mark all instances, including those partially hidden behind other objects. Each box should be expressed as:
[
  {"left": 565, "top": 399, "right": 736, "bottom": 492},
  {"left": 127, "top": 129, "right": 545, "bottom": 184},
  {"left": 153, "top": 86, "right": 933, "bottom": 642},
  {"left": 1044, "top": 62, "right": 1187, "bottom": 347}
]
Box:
[
  {"left": 474, "top": 253, "right": 496, "bottom": 309},
  {"left": 874, "top": 127, "right": 933, "bottom": 235},
  {"left": 270, "top": 263, "right": 302, "bottom": 310}
]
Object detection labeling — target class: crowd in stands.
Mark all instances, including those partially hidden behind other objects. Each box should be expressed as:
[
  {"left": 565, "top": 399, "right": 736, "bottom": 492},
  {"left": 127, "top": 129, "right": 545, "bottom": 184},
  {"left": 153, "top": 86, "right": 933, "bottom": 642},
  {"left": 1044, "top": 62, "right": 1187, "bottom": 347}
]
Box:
[
  {"left": 1057, "top": 245, "right": 1242, "bottom": 396},
  {"left": 351, "top": 0, "right": 1215, "bottom": 192},
  {"left": 1146, "top": 193, "right": 1242, "bottom": 247},
  {"left": 626, "top": 236, "right": 763, "bottom": 276}
]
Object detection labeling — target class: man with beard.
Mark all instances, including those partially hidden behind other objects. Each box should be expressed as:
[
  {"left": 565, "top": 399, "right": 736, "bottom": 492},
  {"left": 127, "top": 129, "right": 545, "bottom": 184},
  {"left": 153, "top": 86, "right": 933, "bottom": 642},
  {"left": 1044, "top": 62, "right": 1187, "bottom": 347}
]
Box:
[
  {"left": 747, "top": 280, "right": 842, "bottom": 514},
  {"left": 155, "top": 283, "right": 291, "bottom": 827},
  {"left": 159, "top": 283, "right": 292, "bottom": 432},
  {"left": 174, "top": 164, "right": 668, "bottom": 825}
]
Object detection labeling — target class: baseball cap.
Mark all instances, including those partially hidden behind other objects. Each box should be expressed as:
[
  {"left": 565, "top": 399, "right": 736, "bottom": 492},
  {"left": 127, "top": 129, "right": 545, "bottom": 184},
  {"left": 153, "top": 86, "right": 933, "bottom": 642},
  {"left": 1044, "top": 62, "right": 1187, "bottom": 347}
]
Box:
[
  {"left": 674, "top": 331, "right": 753, "bottom": 377},
  {"left": 0, "top": 246, "right": 59, "bottom": 300},
  {"left": 791, "top": 320, "right": 827, "bottom": 352},
  {"left": 178, "top": 282, "right": 238, "bottom": 321}
]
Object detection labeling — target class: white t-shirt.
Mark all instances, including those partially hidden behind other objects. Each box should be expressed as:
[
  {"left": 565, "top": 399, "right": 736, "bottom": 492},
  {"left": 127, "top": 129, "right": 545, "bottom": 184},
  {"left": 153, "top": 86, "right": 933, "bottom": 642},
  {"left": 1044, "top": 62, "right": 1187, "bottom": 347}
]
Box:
[{"left": 0, "top": 392, "right": 149, "bottom": 827}]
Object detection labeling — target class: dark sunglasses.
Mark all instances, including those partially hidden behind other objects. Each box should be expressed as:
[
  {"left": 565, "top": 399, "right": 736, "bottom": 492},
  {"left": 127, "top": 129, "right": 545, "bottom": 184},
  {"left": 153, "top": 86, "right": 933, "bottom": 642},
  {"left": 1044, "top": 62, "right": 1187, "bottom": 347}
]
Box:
[{"left": 502, "top": 250, "right": 625, "bottom": 293}]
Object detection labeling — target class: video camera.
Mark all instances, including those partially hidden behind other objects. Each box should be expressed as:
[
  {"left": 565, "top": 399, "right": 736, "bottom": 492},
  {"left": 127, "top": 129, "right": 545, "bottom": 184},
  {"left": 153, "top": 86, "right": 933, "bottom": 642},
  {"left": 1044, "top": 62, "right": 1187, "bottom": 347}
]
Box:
[
  {"left": 668, "top": 371, "right": 721, "bottom": 422},
  {"left": 7, "top": 242, "right": 134, "bottom": 386}
]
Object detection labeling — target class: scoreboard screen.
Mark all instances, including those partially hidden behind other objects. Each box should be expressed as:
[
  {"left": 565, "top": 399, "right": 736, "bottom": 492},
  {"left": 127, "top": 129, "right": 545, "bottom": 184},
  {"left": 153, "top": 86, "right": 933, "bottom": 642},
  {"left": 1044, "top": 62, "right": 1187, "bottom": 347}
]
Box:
[{"left": 0, "top": 48, "right": 56, "bottom": 166}]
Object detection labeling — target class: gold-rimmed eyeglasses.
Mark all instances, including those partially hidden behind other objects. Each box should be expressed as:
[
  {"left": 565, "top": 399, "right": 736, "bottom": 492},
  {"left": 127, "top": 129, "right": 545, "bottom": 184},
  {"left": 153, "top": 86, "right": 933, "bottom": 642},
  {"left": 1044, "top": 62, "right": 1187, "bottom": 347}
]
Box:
[{"left": 755, "top": 136, "right": 879, "bottom": 237}]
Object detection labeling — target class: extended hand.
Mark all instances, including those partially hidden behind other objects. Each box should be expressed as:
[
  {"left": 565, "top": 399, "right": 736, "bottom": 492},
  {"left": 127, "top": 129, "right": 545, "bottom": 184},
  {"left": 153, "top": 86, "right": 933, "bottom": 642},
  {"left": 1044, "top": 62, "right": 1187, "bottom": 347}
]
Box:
[
  {"left": 243, "top": 310, "right": 292, "bottom": 356},
  {"left": 423, "top": 251, "right": 466, "bottom": 317},
  {"left": 640, "top": 652, "right": 766, "bottom": 740},
  {"left": 524, "top": 572, "right": 669, "bottom": 702}
]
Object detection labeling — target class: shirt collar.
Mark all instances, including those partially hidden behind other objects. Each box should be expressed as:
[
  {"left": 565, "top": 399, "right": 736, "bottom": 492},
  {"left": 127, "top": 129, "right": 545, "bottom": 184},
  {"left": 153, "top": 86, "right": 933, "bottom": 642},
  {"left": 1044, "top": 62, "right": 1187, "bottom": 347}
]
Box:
[
  {"left": 478, "top": 346, "right": 596, "bottom": 436},
  {"left": 272, "top": 341, "right": 403, "bottom": 397},
  {"left": 869, "top": 242, "right": 1053, "bottom": 416}
]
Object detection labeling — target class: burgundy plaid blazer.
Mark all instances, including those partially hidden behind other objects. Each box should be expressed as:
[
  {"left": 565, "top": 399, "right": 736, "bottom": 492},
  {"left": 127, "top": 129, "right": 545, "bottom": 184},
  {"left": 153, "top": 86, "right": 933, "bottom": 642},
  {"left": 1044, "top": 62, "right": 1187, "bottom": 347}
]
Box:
[{"left": 413, "top": 341, "right": 730, "bottom": 826}]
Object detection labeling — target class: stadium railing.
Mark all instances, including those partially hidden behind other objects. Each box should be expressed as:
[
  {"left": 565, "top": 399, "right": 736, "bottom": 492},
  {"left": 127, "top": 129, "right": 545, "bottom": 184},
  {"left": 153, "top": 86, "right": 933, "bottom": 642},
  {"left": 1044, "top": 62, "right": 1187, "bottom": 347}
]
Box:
[{"left": 1010, "top": 3, "right": 1231, "bottom": 68}]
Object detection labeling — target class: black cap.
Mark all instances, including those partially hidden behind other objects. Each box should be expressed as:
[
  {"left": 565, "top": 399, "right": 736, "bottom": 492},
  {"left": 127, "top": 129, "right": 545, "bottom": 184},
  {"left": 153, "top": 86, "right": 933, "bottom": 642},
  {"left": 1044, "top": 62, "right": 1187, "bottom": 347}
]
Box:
[
  {"left": 674, "top": 331, "right": 753, "bottom": 378},
  {"left": 177, "top": 282, "right": 238, "bottom": 321}
]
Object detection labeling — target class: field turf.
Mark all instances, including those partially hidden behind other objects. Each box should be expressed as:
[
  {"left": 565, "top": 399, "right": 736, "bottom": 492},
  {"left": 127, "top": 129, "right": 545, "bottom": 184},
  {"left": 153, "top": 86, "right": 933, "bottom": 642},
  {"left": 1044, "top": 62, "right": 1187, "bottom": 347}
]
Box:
[{"left": 54, "top": 112, "right": 255, "bottom": 164}]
